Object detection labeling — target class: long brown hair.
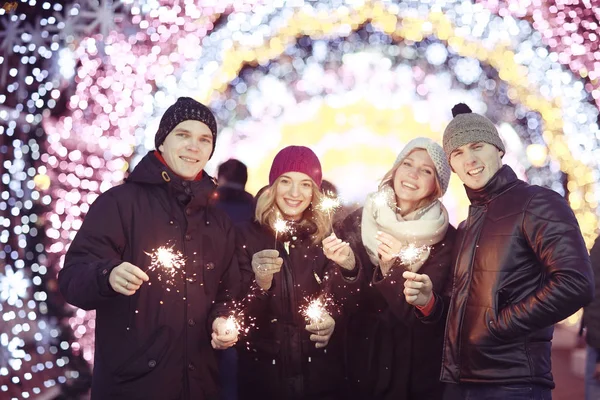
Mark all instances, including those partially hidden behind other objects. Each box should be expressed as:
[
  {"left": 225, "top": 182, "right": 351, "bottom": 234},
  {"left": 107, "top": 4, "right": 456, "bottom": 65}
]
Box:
[
  {"left": 379, "top": 149, "right": 443, "bottom": 213},
  {"left": 255, "top": 177, "right": 330, "bottom": 244}
]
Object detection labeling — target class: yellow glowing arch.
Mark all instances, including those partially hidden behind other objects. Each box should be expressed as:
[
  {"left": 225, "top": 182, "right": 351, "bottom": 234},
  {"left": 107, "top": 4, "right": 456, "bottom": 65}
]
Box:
[{"left": 193, "top": 3, "right": 598, "bottom": 247}]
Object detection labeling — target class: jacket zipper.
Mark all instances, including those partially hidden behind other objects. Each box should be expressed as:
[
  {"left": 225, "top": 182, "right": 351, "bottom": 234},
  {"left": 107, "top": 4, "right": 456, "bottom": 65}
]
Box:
[
  {"left": 182, "top": 223, "right": 189, "bottom": 400},
  {"left": 279, "top": 241, "right": 297, "bottom": 383},
  {"left": 452, "top": 205, "right": 486, "bottom": 381}
]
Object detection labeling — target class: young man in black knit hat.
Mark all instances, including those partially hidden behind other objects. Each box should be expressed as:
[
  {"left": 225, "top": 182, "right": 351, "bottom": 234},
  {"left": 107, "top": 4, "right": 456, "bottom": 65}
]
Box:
[
  {"left": 403, "top": 103, "right": 593, "bottom": 399},
  {"left": 59, "top": 97, "right": 240, "bottom": 400}
]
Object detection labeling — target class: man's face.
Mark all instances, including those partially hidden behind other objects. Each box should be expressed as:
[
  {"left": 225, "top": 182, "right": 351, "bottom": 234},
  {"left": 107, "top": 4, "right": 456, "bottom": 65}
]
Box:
[
  {"left": 449, "top": 142, "right": 503, "bottom": 190},
  {"left": 158, "top": 120, "right": 213, "bottom": 180}
]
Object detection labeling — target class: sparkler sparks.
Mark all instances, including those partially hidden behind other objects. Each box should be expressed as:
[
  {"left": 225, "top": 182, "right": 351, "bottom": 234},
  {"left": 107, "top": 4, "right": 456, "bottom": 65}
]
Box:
[
  {"left": 372, "top": 190, "right": 388, "bottom": 208},
  {"left": 396, "top": 243, "right": 431, "bottom": 269},
  {"left": 317, "top": 191, "right": 342, "bottom": 233},
  {"left": 272, "top": 216, "right": 291, "bottom": 248},
  {"left": 302, "top": 297, "right": 328, "bottom": 325},
  {"left": 144, "top": 245, "right": 186, "bottom": 285},
  {"left": 273, "top": 217, "right": 290, "bottom": 235},
  {"left": 371, "top": 190, "right": 390, "bottom": 219},
  {"left": 224, "top": 314, "right": 241, "bottom": 336}
]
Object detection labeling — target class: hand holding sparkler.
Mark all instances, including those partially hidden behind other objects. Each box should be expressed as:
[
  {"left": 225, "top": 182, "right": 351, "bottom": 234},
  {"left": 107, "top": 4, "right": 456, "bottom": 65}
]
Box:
[
  {"left": 303, "top": 298, "right": 335, "bottom": 349},
  {"left": 211, "top": 316, "right": 239, "bottom": 350},
  {"left": 376, "top": 231, "right": 430, "bottom": 275},
  {"left": 375, "top": 231, "right": 405, "bottom": 275},
  {"left": 402, "top": 271, "right": 433, "bottom": 307},
  {"left": 322, "top": 233, "right": 355, "bottom": 271},
  {"left": 251, "top": 249, "right": 283, "bottom": 291},
  {"left": 109, "top": 262, "right": 150, "bottom": 296}
]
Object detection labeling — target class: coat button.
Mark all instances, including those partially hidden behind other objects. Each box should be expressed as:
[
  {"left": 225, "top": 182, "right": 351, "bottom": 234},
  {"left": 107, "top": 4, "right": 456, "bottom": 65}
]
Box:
[
  {"left": 205, "top": 262, "right": 215, "bottom": 270},
  {"left": 148, "top": 360, "right": 156, "bottom": 368},
  {"left": 101, "top": 269, "right": 108, "bottom": 275},
  {"left": 188, "top": 319, "right": 195, "bottom": 326},
  {"left": 185, "top": 208, "right": 192, "bottom": 216},
  {"left": 188, "top": 363, "right": 195, "bottom": 371},
  {"left": 185, "top": 234, "right": 192, "bottom": 241}
]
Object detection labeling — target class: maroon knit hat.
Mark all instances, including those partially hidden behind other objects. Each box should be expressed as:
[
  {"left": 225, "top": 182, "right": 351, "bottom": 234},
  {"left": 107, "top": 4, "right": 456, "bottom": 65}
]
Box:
[{"left": 268, "top": 146, "right": 323, "bottom": 188}]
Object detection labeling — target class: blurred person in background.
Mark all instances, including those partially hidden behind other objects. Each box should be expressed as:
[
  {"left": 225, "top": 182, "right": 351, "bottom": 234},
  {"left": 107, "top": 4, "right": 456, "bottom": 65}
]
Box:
[{"left": 211, "top": 159, "right": 254, "bottom": 226}]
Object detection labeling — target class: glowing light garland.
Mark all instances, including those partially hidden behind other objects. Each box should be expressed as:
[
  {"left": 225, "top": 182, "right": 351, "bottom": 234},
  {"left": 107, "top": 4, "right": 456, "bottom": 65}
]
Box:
[{"left": 1, "top": 0, "right": 599, "bottom": 397}]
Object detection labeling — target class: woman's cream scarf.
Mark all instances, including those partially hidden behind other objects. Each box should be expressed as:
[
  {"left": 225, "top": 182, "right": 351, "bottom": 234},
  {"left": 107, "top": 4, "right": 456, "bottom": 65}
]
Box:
[{"left": 361, "top": 185, "right": 449, "bottom": 272}]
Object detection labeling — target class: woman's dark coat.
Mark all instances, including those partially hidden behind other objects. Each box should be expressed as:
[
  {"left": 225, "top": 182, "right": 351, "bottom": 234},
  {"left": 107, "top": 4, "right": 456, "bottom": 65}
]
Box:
[
  {"left": 336, "top": 208, "right": 456, "bottom": 400},
  {"left": 58, "top": 152, "right": 239, "bottom": 400},
  {"left": 235, "top": 220, "right": 355, "bottom": 400}
]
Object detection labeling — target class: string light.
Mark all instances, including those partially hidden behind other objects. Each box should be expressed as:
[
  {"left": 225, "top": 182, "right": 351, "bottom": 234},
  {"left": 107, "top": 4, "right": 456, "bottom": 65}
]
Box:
[{"left": 1, "top": 1, "right": 599, "bottom": 398}]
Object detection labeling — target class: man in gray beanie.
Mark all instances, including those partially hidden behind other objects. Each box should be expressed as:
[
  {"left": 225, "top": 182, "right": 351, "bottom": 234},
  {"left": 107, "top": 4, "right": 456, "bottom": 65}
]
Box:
[
  {"left": 59, "top": 97, "right": 240, "bottom": 400},
  {"left": 403, "top": 103, "right": 593, "bottom": 399}
]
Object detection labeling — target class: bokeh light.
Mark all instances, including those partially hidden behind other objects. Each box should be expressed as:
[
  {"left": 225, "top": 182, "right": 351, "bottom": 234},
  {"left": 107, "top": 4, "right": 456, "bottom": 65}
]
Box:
[{"left": 1, "top": 0, "right": 599, "bottom": 397}]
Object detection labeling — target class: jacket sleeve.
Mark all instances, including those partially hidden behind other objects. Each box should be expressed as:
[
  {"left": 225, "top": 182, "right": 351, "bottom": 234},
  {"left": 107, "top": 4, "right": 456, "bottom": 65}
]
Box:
[
  {"left": 58, "top": 191, "right": 126, "bottom": 311},
  {"left": 494, "top": 190, "right": 594, "bottom": 338},
  {"left": 320, "top": 255, "right": 362, "bottom": 319},
  {"left": 416, "top": 227, "right": 458, "bottom": 323},
  {"left": 209, "top": 220, "right": 241, "bottom": 324},
  {"left": 235, "top": 226, "right": 271, "bottom": 315},
  {"left": 327, "top": 211, "right": 367, "bottom": 314}
]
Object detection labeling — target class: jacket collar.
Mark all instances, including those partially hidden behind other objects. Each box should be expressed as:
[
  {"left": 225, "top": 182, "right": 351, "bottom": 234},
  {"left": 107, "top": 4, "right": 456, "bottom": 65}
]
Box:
[
  {"left": 126, "top": 151, "right": 217, "bottom": 208},
  {"left": 465, "top": 165, "right": 519, "bottom": 206}
]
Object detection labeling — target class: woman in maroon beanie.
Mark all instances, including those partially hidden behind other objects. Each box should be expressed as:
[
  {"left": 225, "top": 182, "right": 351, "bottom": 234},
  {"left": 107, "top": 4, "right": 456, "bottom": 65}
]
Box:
[{"left": 235, "top": 146, "right": 354, "bottom": 400}]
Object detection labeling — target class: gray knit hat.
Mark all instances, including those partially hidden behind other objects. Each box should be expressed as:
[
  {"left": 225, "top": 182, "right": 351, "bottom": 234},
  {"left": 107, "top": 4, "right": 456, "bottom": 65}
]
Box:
[
  {"left": 155, "top": 97, "right": 218, "bottom": 158},
  {"left": 393, "top": 137, "right": 451, "bottom": 195},
  {"left": 443, "top": 103, "right": 505, "bottom": 159}
]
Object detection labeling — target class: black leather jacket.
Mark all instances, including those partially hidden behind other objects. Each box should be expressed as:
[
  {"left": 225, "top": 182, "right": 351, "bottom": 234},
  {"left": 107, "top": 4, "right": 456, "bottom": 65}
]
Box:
[{"left": 441, "top": 165, "right": 593, "bottom": 388}]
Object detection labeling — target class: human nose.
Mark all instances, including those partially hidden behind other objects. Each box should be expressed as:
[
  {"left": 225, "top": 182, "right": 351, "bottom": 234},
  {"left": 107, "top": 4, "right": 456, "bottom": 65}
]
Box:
[
  {"left": 406, "top": 165, "right": 418, "bottom": 179},
  {"left": 288, "top": 183, "right": 300, "bottom": 197},
  {"left": 186, "top": 140, "right": 200, "bottom": 151},
  {"left": 463, "top": 149, "right": 477, "bottom": 166}
]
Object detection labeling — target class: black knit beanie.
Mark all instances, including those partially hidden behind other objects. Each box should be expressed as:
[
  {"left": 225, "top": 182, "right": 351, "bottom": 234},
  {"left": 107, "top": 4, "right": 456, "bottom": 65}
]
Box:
[{"left": 155, "top": 97, "right": 218, "bottom": 157}]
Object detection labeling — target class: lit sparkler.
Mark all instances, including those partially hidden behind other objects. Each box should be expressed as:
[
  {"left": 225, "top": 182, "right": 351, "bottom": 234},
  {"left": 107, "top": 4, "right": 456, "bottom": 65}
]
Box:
[
  {"left": 224, "top": 314, "right": 241, "bottom": 336},
  {"left": 396, "top": 243, "right": 431, "bottom": 270},
  {"left": 144, "top": 245, "right": 186, "bottom": 285},
  {"left": 372, "top": 190, "right": 388, "bottom": 207},
  {"left": 317, "top": 191, "right": 342, "bottom": 233},
  {"left": 371, "top": 190, "right": 389, "bottom": 219},
  {"left": 273, "top": 216, "right": 290, "bottom": 248},
  {"left": 302, "top": 297, "right": 327, "bottom": 325}
]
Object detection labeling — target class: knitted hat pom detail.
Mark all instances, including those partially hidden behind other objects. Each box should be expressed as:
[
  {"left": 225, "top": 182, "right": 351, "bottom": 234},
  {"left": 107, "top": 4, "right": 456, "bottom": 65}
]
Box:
[{"left": 451, "top": 103, "right": 472, "bottom": 117}]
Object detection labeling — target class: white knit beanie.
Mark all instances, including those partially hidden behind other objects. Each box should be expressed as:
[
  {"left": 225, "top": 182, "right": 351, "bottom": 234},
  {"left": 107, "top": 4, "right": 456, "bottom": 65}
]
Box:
[{"left": 393, "top": 137, "right": 451, "bottom": 195}]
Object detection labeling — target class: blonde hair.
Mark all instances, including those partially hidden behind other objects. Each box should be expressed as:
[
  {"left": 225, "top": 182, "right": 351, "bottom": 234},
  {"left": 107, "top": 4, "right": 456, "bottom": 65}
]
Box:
[
  {"left": 255, "top": 177, "right": 330, "bottom": 244},
  {"left": 379, "top": 149, "right": 443, "bottom": 213}
]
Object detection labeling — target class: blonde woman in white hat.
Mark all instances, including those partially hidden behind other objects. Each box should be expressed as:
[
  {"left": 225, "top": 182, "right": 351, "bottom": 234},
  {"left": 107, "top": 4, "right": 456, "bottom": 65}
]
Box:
[{"left": 322, "top": 137, "right": 456, "bottom": 400}]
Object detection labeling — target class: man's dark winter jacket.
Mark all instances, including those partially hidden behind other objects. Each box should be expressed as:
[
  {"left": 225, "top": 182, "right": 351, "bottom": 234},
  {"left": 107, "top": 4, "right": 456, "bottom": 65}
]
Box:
[
  {"left": 441, "top": 165, "right": 593, "bottom": 388},
  {"left": 58, "top": 152, "right": 239, "bottom": 400}
]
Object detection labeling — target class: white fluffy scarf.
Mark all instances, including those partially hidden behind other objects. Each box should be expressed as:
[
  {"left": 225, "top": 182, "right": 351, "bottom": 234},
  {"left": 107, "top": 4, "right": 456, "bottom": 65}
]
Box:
[{"left": 361, "top": 185, "right": 449, "bottom": 272}]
